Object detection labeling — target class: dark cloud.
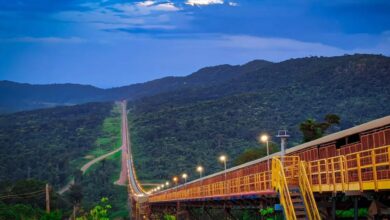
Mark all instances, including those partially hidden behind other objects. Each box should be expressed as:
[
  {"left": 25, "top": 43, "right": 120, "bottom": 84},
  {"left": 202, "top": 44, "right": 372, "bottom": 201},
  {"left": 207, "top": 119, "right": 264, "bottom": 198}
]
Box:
[{"left": 0, "top": 0, "right": 389, "bottom": 86}]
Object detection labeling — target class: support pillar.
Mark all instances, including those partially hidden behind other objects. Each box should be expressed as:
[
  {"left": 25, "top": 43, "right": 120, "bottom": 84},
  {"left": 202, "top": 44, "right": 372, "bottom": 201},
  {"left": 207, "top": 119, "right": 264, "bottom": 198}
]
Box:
[
  {"left": 204, "top": 207, "right": 213, "bottom": 220},
  {"left": 224, "top": 207, "right": 238, "bottom": 220},
  {"left": 354, "top": 197, "right": 358, "bottom": 220},
  {"left": 176, "top": 201, "right": 180, "bottom": 220},
  {"left": 332, "top": 197, "right": 336, "bottom": 220}
]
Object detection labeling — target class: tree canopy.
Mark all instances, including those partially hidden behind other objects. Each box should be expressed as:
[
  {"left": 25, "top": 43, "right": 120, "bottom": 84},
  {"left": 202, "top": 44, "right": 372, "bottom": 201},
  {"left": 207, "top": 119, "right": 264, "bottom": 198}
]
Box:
[{"left": 299, "top": 114, "right": 340, "bottom": 142}]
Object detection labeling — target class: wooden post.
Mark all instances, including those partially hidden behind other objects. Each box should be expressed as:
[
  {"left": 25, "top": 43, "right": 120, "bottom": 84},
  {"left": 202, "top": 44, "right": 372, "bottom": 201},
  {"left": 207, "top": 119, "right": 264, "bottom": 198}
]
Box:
[
  {"left": 45, "top": 184, "right": 50, "bottom": 213},
  {"left": 73, "top": 205, "right": 76, "bottom": 220}
]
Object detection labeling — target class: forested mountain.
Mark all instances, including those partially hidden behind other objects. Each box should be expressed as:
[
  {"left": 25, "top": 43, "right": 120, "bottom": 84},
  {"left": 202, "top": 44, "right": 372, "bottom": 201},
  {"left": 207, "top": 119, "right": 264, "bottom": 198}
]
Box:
[
  {"left": 0, "top": 60, "right": 271, "bottom": 113},
  {"left": 128, "top": 54, "right": 390, "bottom": 181},
  {"left": 0, "top": 102, "right": 129, "bottom": 217},
  {"left": 107, "top": 60, "right": 272, "bottom": 100},
  {"left": 0, "top": 81, "right": 106, "bottom": 113},
  {"left": 0, "top": 54, "right": 389, "bottom": 217},
  {"left": 0, "top": 102, "right": 112, "bottom": 186},
  {"left": 1, "top": 54, "right": 389, "bottom": 181}
]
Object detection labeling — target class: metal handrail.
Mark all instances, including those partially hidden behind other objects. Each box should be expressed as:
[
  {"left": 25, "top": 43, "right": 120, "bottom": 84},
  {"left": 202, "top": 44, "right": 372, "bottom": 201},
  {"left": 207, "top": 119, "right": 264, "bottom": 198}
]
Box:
[
  {"left": 272, "top": 157, "right": 297, "bottom": 220},
  {"left": 298, "top": 161, "right": 321, "bottom": 220},
  {"left": 308, "top": 145, "right": 390, "bottom": 192}
]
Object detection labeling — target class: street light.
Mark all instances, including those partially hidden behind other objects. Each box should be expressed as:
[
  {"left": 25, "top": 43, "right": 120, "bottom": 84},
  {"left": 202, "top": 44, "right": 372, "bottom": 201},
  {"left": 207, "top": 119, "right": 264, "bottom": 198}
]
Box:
[
  {"left": 219, "top": 155, "right": 227, "bottom": 170},
  {"left": 219, "top": 155, "right": 228, "bottom": 194},
  {"left": 173, "top": 176, "right": 178, "bottom": 184},
  {"left": 260, "top": 134, "right": 270, "bottom": 171},
  {"left": 196, "top": 166, "right": 204, "bottom": 178},
  {"left": 165, "top": 181, "right": 169, "bottom": 187},
  {"left": 182, "top": 173, "right": 188, "bottom": 184},
  {"left": 173, "top": 176, "right": 179, "bottom": 192}
]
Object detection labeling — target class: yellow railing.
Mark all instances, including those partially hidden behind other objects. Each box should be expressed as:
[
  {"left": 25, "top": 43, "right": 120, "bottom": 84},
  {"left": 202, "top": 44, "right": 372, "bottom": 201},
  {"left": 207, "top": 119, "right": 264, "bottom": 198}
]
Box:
[
  {"left": 272, "top": 157, "right": 297, "bottom": 220},
  {"left": 298, "top": 161, "right": 321, "bottom": 220},
  {"left": 307, "top": 145, "right": 390, "bottom": 192},
  {"left": 149, "top": 145, "right": 390, "bottom": 204},
  {"left": 148, "top": 170, "right": 271, "bottom": 203}
]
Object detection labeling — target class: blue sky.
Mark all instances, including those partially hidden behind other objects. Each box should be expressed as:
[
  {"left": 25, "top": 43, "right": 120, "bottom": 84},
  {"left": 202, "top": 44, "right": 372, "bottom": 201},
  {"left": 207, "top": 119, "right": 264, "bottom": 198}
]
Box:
[{"left": 0, "top": 0, "right": 389, "bottom": 87}]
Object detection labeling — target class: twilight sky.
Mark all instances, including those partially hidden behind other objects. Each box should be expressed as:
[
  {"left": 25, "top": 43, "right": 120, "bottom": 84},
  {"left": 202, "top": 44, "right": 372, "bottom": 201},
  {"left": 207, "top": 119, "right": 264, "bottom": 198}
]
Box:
[{"left": 0, "top": 0, "right": 389, "bottom": 87}]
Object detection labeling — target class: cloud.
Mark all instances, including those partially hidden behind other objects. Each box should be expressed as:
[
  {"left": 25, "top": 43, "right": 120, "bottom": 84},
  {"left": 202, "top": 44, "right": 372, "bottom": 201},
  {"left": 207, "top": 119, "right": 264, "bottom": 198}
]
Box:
[
  {"left": 228, "top": 2, "right": 238, "bottom": 6},
  {"left": 212, "top": 35, "right": 349, "bottom": 60},
  {"left": 137, "top": 1, "right": 156, "bottom": 7},
  {"left": 54, "top": 1, "right": 183, "bottom": 33},
  {"left": 2, "top": 36, "right": 85, "bottom": 43},
  {"left": 217, "top": 35, "right": 344, "bottom": 51},
  {"left": 186, "top": 0, "right": 224, "bottom": 6},
  {"left": 112, "top": 0, "right": 180, "bottom": 14}
]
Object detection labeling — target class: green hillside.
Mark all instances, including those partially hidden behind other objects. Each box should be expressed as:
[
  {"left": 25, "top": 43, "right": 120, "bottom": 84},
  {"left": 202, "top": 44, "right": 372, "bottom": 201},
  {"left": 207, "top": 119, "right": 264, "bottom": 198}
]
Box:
[
  {"left": 0, "top": 102, "right": 129, "bottom": 217},
  {"left": 0, "top": 102, "right": 113, "bottom": 187},
  {"left": 129, "top": 54, "right": 390, "bottom": 182}
]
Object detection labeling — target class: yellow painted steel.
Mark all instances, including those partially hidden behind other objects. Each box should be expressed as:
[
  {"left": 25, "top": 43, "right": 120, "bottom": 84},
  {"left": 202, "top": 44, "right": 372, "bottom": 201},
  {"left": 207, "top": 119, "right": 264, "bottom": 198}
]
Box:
[
  {"left": 148, "top": 145, "right": 390, "bottom": 209},
  {"left": 148, "top": 170, "right": 272, "bottom": 203},
  {"left": 308, "top": 145, "right": 390, "bottom": 193},
  {"left": 271, "top": 157, "right": 297, "bottom": 220},
  {"left": 298, "top": 161, "right": 321, "bottom": 220}
]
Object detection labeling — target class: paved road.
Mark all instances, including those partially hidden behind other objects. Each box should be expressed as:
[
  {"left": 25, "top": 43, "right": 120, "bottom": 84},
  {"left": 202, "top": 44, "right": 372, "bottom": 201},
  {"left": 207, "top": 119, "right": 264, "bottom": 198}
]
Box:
[
  {"left": 58, "top": 179, "right": 74, "bottom": 195},
  {"left": 58, "top": 141, "right": 122, "bottom": 194},
  {"left": 116, "top": 101, "right": 144, "bottom": 195},
  {"left": 81, "top": 147, "right": 122, "bottom": 174},
  {"left": 114, "top": 101, "right": 129, "bottom": 186}
]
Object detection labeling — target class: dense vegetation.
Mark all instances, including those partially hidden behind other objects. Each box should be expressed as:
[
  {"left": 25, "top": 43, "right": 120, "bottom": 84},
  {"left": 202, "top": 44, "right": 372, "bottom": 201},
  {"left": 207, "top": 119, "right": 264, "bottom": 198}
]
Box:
[
  {"left": 129, "top": 54, "right": 390, "bottom": 182},
  {"left": 299, "top": 114, "right": 340, "bottom": 142},
  {"left": 76, "top": 152, "right": 129, "bottom": 218},
  {"left": 0, "top": 102, "right": 112, "bottom": 187},
  {"left": 1, "top": 54, "right": 389, "bottom": 217},
  {"left": 0, "top": 102, "right": 129, "bottom": 218},
  {"left": 0, "top": 179, "right": 68, "bottom": 220}
]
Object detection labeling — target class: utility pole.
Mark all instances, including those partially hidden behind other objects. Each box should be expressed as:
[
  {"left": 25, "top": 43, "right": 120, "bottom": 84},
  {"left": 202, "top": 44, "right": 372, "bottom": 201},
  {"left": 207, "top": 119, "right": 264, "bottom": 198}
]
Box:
[{"left": 45, "top": 184, "right": 50, "bottom": 213}]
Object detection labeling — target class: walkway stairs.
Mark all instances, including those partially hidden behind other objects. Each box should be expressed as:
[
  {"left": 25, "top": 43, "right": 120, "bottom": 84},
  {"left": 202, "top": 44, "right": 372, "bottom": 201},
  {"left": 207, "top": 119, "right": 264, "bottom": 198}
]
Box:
[{"left": 272, "top": 156, "right": 321, "bottom": 220}]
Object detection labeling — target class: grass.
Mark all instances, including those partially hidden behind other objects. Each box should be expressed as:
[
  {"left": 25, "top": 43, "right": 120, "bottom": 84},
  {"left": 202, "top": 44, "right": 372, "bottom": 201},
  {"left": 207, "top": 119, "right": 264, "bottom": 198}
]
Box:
[
  {"left": 74, "top": 103, "right": 129, "bottom": 218},
  {"left": 69, "top": 103, "right": 122, "bottom": 172},
  {"left": 108, "top": 150, "right": 122, "bottom": 183}
]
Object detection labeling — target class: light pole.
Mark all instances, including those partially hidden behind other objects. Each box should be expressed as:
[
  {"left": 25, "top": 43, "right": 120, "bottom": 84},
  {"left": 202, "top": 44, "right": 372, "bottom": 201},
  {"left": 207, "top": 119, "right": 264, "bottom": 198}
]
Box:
[
  {"left": 173, "top": 176, "right": 178, "bottom": 193},
  {"left": 182, "top": 173, "right": 188, "bottom": 197},
  {"left": 182, "top": 173, "right": 188, "bottom": 184},
  {"left": 219, "top": 155, "right": 227, "bottom": 171},
  {"left": 173, "top": 176, "right": 178, "bottom": 185},
  {"left": 196, "top": 165, "right": 204, "bottom": 196},
  {"left": 196, "top": 166, "right": 204, "bottom": 178},
  {"left": 260, "top": 134, "right": 270, "bottom": 172},
  {"left": 219, "top": 155, "right": 227, "bottom": 194}
]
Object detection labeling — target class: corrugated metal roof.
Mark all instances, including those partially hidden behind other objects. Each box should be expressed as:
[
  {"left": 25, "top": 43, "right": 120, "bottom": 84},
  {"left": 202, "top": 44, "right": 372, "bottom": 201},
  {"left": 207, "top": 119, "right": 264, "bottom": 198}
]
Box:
[{"left": 286, "top": 115, "right": 390, "bottom": 153}]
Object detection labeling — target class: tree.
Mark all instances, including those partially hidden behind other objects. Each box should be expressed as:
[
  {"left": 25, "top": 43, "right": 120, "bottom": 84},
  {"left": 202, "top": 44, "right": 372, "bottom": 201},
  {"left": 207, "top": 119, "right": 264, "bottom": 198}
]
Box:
[
  {"left": 68, "top": 184, "right": 83, "bottom": 205},
  {"left": 69, "top": 183, "right": 83, "bottom": 219},
  {"left": 299, "top": 114, "right": 341, "bottom": 142},
  {"left": 76, "top": 197, "right": 112, "bottom": 220},
  {"left": 325, "top": 114, "right": 340, "bottom": 125},
  {"left": 234, "top": 142, "right": 278, "bottom": 166}
]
